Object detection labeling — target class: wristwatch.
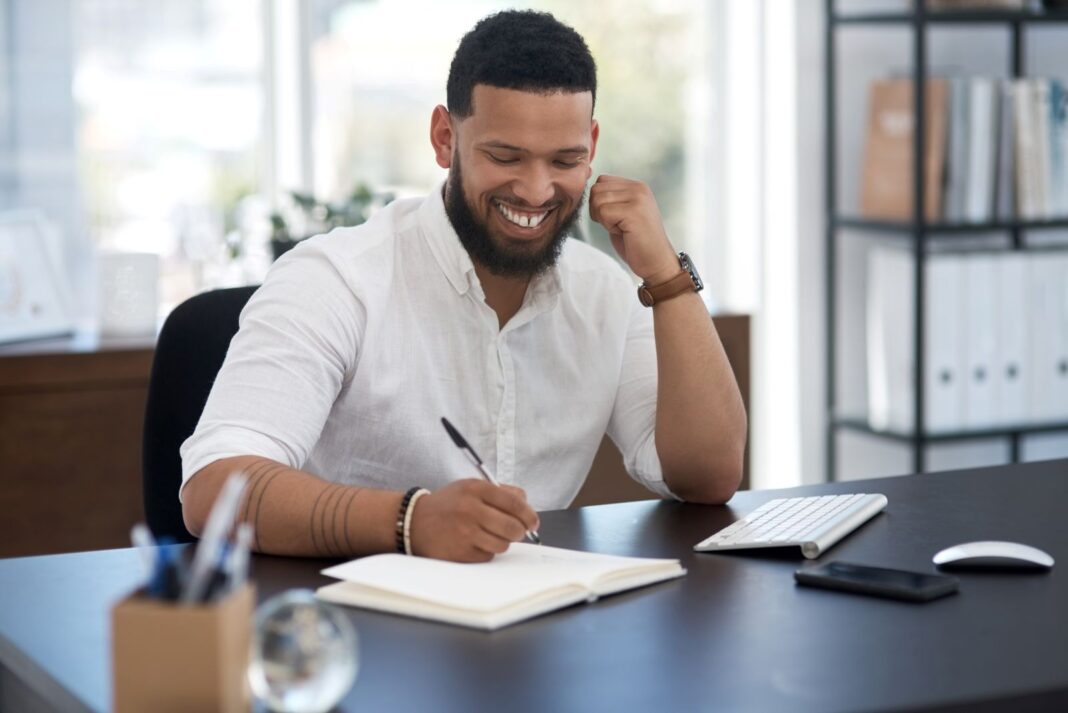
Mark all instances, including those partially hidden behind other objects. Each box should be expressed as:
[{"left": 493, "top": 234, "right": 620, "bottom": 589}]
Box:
[{"left": 637, "top": 252, "right": 704, "bottom": 307}]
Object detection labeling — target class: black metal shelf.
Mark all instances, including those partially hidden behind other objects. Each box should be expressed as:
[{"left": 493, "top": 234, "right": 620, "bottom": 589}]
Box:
[
  {"left": 834, "top": 417, "right": 1068, "bottom": 444},
  {"left": 834, "top": 216, "right": 1068, "bottom": 234},
  {"left": 824, "top": 0, "right": 1068, "bottom": 481},
  {"left": 833, "top": 10, "right": 1068, "bottom": 25}
]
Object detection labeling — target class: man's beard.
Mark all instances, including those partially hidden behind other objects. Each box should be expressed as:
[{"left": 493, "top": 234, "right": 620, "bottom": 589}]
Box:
[{"left": 443, "top": 156, "right": 583, "bottom": 278}]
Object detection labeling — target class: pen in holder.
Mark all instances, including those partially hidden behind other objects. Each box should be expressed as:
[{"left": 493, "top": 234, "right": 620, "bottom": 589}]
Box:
[
  {"left": 114, "top": 475, "right": 254, "bottom": 712},
  {"left": 111, "top": 582, "right": 255, "bottom": 713}
]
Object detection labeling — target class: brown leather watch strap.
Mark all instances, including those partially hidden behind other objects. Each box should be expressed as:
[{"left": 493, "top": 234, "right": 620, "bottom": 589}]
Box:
[{"left": 637, "top": 269, "right": 696, "bottom": 307}]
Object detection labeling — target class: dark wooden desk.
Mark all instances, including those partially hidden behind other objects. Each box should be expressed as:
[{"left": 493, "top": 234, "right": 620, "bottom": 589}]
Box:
[
  {"left": 2, "top": 459, "right": 1067, "bottom": 713},
  {"left": 0, "top": 334, "right": 155, "bottom": 558}
]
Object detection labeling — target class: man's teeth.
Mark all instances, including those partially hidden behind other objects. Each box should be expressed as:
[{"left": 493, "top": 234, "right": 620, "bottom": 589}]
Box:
[{"left": 497, "top": 202, "right": 549, "bottom": 228}]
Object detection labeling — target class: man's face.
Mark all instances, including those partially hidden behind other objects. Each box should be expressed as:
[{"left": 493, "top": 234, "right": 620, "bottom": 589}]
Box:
[{"left": 435, "top": 85, "right": 598, "bottom": 278}]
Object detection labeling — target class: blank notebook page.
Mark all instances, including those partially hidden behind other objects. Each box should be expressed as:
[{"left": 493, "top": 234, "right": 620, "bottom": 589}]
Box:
[{"left": 321, "top": 544, "right": 679, "bottom": 612}]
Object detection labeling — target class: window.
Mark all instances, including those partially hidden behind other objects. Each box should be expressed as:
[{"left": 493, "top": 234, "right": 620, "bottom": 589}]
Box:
[
  {"left": 73, "top": 0, "right": 266, "bottom": 308},
  {"left": 6, "top": 0, "right": 715, "bottom": 312},
  {"left": 308, "top": 0, "right": 714, "bottom": 278}
]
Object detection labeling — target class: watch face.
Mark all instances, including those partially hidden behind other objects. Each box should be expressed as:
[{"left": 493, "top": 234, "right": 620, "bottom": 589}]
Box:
[{"left": 678, "top": 253, "right": 704, "bottom": 292}]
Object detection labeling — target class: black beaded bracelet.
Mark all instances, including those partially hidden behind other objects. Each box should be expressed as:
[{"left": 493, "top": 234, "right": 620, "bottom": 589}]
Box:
[{"left": 395, "top": 487, "right": 423, "bottom": 554}]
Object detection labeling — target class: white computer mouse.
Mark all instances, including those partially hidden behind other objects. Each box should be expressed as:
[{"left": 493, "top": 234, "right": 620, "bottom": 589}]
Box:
[{"left": 933, "top": 541, "right": 1054, "bottom": 571}]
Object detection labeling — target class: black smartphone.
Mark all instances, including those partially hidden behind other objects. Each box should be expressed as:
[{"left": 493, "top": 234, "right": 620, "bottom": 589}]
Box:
[{"left": 795, "top": 561, "right": 959, "bottom": 602}]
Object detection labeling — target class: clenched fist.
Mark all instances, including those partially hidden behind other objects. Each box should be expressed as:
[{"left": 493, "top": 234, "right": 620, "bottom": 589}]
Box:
[
  {"left": 589, "top": 175, "right": 679, "bottom": 285},
  {"left": 409, "top": 479, "right": 540, "bottom": 562}
]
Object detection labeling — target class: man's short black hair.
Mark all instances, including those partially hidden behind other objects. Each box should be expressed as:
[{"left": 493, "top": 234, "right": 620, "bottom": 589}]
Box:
[{"left": 446, "top": 10, "right": 597, "bottom": 119}]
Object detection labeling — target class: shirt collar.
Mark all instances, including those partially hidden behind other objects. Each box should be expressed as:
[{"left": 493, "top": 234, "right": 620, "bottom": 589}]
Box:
[
  {"left": 419, "top": 182, "right": 564, "bottom": 307},
  {"left": 420, "top": 182, "right": 477, "bottom": 296}
]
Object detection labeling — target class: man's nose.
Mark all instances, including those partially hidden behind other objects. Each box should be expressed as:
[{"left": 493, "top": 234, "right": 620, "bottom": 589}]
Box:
[{"left": 511, "top": 164, "right": 556, "bottom": 207}]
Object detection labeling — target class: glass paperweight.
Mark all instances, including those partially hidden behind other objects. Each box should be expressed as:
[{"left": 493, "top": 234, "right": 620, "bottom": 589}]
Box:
[{"left": 248, "top": 589, "right": 358, "bottom": 713}]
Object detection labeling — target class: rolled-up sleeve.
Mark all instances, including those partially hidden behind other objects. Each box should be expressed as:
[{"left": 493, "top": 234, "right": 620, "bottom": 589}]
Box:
[
  {"left": 179, "top": 244, "right": 365, "bottom": 499},
  {"left": 606, "top": 300, "right": 680, "bottom": 500}
]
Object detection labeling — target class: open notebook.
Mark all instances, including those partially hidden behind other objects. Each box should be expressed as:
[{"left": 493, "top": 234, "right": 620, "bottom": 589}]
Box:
[{"left": 317, "top": 543, "right": 686, "bottom": 630}]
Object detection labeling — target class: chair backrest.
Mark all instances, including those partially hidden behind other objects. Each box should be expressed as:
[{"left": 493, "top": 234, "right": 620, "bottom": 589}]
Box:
[
  {"left": 142, "top": 286, "right": 258, "bottom": 541},
  {"left": 571, "top": 313, "right": 751, "bottom": 507}
]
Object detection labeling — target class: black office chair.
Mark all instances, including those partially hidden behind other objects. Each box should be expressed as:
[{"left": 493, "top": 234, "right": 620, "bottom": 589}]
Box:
[{"left": 142, "top": 285, "right": 259, "bottom": 541}]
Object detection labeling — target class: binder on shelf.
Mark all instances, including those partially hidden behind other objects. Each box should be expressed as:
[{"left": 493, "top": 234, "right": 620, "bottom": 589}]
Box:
[
  {"left": 1014, "top": 80, "right": 1040, "bottom": 219},
  {"left": 1049, "top": 254, "right": 1068, "bottom": 421},
  {"left": 1051, "top": 81, "right": 1068, "bottom": 217},
  {"left": 962, "top": 255, "right": 998, "bottom": 429},
  {"left": 866, "top": 248, "right": 965, "bottom": 434},
  {"left": 865, "top": 248, "right": 888, "bottom": 429},
  {"left": 1033, "top": 79, "right": 1053, "bottom": 219},
  {"left": 860, "top": 78, "right": 948, "bottom": 221},
  {"left": 964, "top": 78, "right": 998, "bottom": 224},
  {"left": 1028, "top": 254, "right": 1061, "bottom": 422},
  {"left": 994, "top": 253, "right": 1029, "bottom": 426},
  {"left": 945, "top": 78, "right": 970, "bottom": 223},
  {"left": 925, "top": 255, "right": 966, "bottom": 433},
  {"left": 995, "top": 79, "right": 1016, "bottom": 220},
  {"left": 867, "top": 246, "right": 913, "bottom": 431}
]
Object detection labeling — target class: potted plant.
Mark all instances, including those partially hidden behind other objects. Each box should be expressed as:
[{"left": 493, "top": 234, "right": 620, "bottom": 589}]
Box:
[{"left": 269, "top": 183, "right": 394, "bottom": 260}]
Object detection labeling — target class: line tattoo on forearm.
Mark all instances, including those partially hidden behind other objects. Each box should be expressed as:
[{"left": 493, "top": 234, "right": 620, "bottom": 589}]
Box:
[
  {"left": 237, "top": 463, "right": 364, "bottom": 557},
  {"left": 239, "top": 461, "right": 273, "bottom": 522},
  {"left": 327, "top": 485, "right": 346, "bottom": 556},
  {"left": 241, "top": 461, "right": 282, "bottom": 552},
  {"left": 312, "top": 483, "right": 352, "bottom": 557},
  {"left": 308, "top": 483, "right": 333, "bottom": 555},
  {"left": 324, "top": 484, "right": 344, "bottom": 556},
  {"left": 340, "top": 487, "right": 362, "bottom": 554},
  {"left": 317, "top": 484, "right": 363, "bottom": 557}
]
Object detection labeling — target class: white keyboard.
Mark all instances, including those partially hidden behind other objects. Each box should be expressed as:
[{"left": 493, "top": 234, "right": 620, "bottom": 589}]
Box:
[{"left": 694, "top": 493, "right": 888, "bottom": 559}]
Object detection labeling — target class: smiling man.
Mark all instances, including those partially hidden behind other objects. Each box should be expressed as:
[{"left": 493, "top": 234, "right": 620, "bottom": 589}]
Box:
[{"left": 180, "top": 10, "right": 746, "bottom": 562}]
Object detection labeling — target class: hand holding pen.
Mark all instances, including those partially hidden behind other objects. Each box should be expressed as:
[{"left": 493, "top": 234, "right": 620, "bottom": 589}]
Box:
[
  {"left": 441, "top": 417, "right": 541, "bottom": 545},
  {"left": 396, "top": 419, "right": 540, "bottom": 562}
]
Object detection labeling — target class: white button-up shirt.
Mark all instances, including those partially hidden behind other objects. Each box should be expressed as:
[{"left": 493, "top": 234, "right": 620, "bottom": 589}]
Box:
[{"left": 181, "top": 187, "right": 672, "bottom": 510}]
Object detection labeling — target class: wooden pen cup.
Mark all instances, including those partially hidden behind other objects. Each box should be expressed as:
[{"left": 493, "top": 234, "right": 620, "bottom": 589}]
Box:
[{"left": 111, "top": 583, "right": 255, "bottom": 713}]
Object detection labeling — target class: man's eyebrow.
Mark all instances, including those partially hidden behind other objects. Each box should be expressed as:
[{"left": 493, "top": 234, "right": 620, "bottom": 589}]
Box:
[
  {"left": 478, "top": 141, "right": 525, "bottom": 152},
  {"left": 478, "top": 141, "right": 589, "bottom": 155}
]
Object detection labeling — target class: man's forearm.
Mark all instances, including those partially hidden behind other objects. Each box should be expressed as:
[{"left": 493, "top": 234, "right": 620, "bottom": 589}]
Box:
[
  {"left": 182, "top": 456, "right": 403, "bottom": 557},
  {"left": 586, "top": 176, "right": 745, "bottom": 502},
  {"left": 651, "top": 291, "right": 747, "bottom": 503}
]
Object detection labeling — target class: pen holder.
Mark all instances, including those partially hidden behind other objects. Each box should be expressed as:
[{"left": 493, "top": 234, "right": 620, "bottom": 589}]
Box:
[{"left": 111, "top": 583, "right": 255, "bottom": 713}]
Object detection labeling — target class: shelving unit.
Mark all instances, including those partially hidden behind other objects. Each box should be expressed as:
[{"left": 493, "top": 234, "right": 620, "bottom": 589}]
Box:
[{"left": 825, "top": 1, "right": 1068, "bottom": 481}]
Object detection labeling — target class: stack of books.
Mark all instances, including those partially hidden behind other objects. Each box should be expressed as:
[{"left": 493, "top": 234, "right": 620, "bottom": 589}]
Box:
[{"left": 860, "top": 76, "right": 1068, "bottom": 223}]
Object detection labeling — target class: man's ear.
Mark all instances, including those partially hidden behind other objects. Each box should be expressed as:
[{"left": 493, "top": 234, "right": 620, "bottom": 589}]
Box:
[
  {"left": 430, "top": 105, "right": 455, "bottom": 169},
  {"left": 588, "top": 119, "right": 600, "bottom": 178}
]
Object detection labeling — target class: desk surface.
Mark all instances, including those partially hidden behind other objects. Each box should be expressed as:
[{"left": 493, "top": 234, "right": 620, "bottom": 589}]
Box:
[{"left": 2, "top": 460, "right": 1067, "bottom": 713}]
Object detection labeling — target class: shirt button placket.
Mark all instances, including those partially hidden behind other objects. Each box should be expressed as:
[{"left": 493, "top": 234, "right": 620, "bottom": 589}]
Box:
[{"left": 496, "top": 335, "right": 516, "bottom": 483}]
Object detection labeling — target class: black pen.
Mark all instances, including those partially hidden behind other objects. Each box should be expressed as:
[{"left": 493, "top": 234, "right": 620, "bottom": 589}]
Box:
[{"left": 441, "top": 417, "right": 541, "bottom": 545}]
